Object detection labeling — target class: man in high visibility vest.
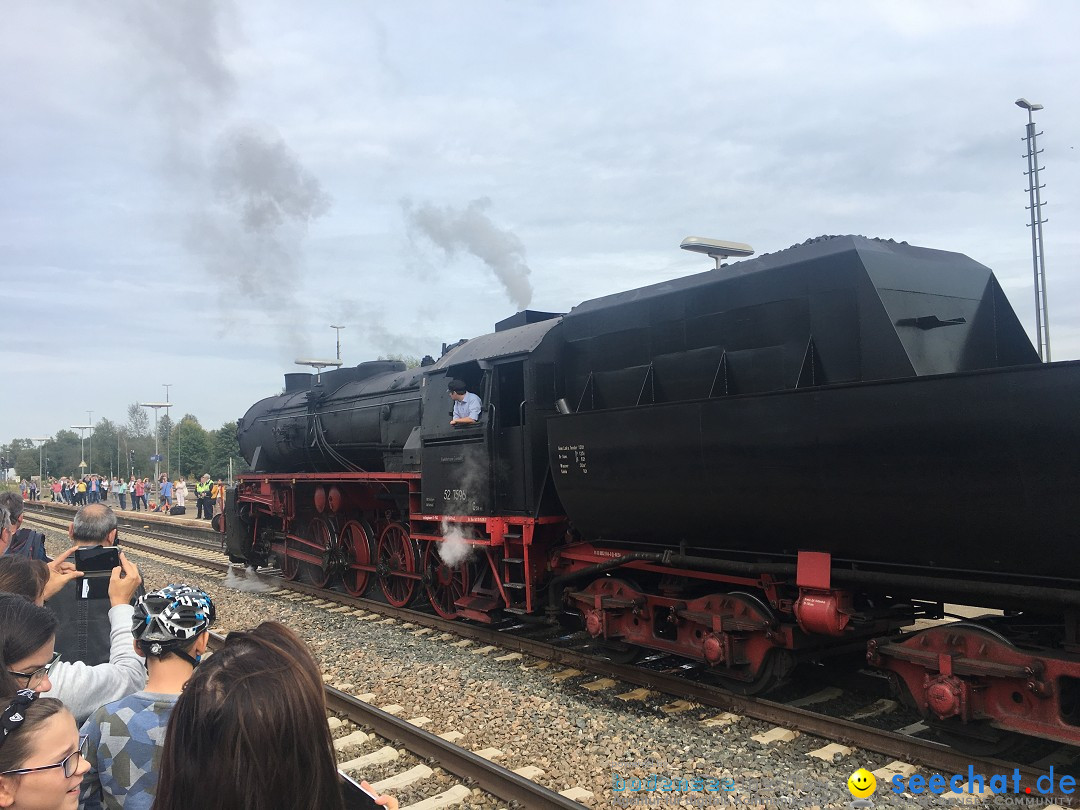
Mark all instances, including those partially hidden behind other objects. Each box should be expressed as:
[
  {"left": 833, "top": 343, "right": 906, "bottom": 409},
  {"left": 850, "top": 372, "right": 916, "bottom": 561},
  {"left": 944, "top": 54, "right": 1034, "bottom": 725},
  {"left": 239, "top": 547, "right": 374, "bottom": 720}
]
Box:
[{"left": 195, "top": 474, "right": 213, "bottom": 520}]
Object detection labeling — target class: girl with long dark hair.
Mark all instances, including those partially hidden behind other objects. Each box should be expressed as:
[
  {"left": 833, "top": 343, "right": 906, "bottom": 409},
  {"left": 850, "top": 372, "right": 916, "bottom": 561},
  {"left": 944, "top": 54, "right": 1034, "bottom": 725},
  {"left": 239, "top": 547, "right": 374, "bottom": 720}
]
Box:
[{"left": 152, "top": 622, "right": 396, "bottom": 810}]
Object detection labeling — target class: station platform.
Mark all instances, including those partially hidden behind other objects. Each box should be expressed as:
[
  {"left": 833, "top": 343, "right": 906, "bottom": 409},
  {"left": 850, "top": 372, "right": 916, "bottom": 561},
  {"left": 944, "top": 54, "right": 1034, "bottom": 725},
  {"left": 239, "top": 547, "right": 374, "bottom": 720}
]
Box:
[{"left": 30, "top": 497, "right": 220, "bottom": 532}]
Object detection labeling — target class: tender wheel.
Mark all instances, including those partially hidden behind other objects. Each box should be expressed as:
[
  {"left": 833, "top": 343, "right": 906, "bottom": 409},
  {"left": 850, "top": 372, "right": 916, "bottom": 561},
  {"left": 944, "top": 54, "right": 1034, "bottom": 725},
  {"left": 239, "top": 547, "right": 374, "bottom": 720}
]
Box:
[
  {"left": 305, "top": 517, "right": 335, "bottom": 587},
  {"left": 422, "top": 540, "right": 471, "bottom": 619},
  {"left": 340, "top": 520, "right": 374, "bottom": 597},
  {"left": 376, "top": 522, "right": 419, "bottom": 607}
]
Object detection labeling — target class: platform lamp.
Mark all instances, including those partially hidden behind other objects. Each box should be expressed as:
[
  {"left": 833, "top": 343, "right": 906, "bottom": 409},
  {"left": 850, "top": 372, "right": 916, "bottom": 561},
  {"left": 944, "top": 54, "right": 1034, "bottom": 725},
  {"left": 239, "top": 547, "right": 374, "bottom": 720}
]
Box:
[
  {"left": 330, "top": 325, "right": 346, "bottom": 361},
  {"left": 86, "top": 410, "right": 93, "bottom": 475},
  {"left": 139, "top": 401, "right": 172, "bottom": 483},
  {"left": 1016, "top": 98, "right": 1050, "bottom": 361},
  {"left": 71, "top": 424, "right": 92, "bottom": 479},
  {"left": 162, "top": 385, "right": 172, "bottom": 478},
  {"left": 30, "top": 437, "right": 49, "bottom": 492},
  {"left": 679, "top": 237, "right": 755, "bottom": 269}
]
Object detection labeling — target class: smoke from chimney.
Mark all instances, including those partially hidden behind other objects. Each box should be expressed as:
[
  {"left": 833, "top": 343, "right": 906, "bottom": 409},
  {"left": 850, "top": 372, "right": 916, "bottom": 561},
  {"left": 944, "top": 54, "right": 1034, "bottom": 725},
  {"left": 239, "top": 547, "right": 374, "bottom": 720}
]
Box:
[{"left": 402, "top": 197, "right": 534, "bottom": 310}]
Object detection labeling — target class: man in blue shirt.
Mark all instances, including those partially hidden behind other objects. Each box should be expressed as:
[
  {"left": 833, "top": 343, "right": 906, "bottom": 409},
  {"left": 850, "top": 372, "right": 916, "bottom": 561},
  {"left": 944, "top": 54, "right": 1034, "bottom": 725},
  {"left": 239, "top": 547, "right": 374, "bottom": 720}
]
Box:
[{"left": 448, "top": 379, "right": 482, "bottom": 425}]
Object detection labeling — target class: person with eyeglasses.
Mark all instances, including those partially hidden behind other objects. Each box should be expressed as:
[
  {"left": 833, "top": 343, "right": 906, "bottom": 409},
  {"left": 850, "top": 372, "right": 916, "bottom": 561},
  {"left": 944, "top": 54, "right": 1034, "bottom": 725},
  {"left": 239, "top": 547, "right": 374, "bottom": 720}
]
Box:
[
  {"left": 0, "top": 689, "right": 90, "bottom": 809},
  {"left": 1, "top": 585, "right": 146, "bottom": 726}
]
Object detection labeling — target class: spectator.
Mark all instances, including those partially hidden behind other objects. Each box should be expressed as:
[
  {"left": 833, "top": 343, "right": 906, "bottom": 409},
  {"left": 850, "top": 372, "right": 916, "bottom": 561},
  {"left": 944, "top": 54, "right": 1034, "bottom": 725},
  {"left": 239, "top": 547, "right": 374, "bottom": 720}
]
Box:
[
  {"left": 0, "top": 491, "right": 48, "bottom": 561},
  {"left": 75, "top": 479, "right": 87, "bottom": 506},
  {"left": 88, "top": 476, "right": 100, "bottom": 505},
  {"left": 174, "top": 477, "right": 187, "bottom": 512},
  {"left": 0, "top": 556, "right": 49, "bottom": 601},
  {"left": 0, "top": 690, "right": 90, "bottom": 808},
  {"left": 152, "top": 622, "right": 397, "bottom": 810},
  {"left": 0, "top": 548, "right": 83, "bottom": 604},
  {"left": 210, "top": 480, "right": 226, "bottom": 519},
  {"left": 0, "top": 506, "right": 11, "bottom": 557},
  {"left": 130, "top": 478, "right": 143, "bottom": 513},
  {"left": 194, "top": 475, "right": 212, "bottom": 520},
  {"left": 157, "top": 476, "right": 172, "bottom": 512},
  {"left": 115, "top": 478, "right": 128, "bottom": 512},
  {"left": 141, "top": 480, "right": 151, "bottom": 511},
  {"left": 48, "top": 504, "right": 143, "bottom": 666},
  {"left": 80, "top": 585, "right": 215, "bottom": 810},
  {"left": 51, "top": 478, "right": 62, "bottom": 502},
  {"left": 0, "top": 569, "right": 146, "bottom": 725}
]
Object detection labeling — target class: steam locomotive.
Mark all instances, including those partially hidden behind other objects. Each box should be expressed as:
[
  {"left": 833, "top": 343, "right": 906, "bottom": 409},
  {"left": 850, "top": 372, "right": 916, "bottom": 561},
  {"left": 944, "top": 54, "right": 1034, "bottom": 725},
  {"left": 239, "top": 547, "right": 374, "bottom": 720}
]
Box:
[{"left": 224, "top": 234, "right": 1080, "bottom": 753}]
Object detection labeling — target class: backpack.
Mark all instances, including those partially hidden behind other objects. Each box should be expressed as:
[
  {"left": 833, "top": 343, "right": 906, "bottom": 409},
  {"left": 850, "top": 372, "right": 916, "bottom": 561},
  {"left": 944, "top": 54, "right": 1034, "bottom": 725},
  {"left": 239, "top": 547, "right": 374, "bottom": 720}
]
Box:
[{"left": 6, "top": 528, "right": 48, "bottom": 561}]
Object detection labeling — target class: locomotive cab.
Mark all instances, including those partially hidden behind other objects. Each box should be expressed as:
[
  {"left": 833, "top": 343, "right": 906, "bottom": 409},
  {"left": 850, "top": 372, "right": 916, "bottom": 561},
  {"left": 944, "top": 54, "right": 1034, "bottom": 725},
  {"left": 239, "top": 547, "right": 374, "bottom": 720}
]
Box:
[{"left": 417, "top": 315, "right": 564, "bottom": 519}]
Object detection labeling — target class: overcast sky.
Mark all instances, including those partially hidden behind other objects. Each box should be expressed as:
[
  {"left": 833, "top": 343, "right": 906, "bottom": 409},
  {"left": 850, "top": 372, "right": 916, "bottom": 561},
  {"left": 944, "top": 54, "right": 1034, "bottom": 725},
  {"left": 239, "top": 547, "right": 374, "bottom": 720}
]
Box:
[{"left": 3, "top": 0, "right": 1079, "bottom": 442}]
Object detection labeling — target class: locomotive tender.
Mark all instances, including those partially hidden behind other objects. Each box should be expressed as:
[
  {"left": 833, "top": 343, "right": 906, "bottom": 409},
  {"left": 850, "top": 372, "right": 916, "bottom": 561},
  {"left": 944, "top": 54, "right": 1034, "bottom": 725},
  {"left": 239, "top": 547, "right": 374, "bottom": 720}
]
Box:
[{"left": 226, "top": 234, "right": 1080, "bottom": 752}]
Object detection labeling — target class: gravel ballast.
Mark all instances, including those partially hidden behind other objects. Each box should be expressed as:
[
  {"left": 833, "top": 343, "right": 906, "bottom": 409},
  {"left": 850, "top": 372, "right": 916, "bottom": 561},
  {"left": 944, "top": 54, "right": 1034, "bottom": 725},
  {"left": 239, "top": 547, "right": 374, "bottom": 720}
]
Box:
[{"left": 40, "top": 528, "right": 1004, "bottom": 809}]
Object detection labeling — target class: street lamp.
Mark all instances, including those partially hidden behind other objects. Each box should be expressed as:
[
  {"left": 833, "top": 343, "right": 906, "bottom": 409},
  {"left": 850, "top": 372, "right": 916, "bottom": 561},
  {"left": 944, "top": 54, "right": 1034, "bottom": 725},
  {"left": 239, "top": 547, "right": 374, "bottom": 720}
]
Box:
[
  {"left": 330, "top": 325, "right": 346, "bottom": 361},
  {"left": 162, "top": 385, "right": 172, "bottom": 478},
  {"left": 1016, "top": 97, "right": 1051, "bottom": 361},
  {"left": 86, "top": 411, "right": 93, "bottom": 475},
  {"left": 139, "top": 402, "right": 172, "bottom": 482},
  {"left": 71, "top": 424, "right": 92, "bottom": 478},
  {"left": 30, "top": 438, "right": 49, "bottom": 495}
]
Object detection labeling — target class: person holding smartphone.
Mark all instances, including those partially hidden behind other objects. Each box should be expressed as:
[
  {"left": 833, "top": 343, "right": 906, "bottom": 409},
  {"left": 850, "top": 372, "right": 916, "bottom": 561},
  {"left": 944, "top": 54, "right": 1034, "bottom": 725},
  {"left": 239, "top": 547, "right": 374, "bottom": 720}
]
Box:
[
  {"left": 1, "top": 547, "right": 145, "bottom": 726},
  {"left": 47, "top": 505, "right": 144, "bottom": 667}
]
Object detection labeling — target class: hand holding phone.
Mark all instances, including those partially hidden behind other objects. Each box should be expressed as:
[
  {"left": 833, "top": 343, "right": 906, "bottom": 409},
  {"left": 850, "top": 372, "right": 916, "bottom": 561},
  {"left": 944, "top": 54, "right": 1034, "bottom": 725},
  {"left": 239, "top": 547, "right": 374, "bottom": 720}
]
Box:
[
  {"left": 108, "top": 552, "right": 142, "bottom": 607},
  {"left": 339, "top": 773, "right": 397, "bottom": 809}
]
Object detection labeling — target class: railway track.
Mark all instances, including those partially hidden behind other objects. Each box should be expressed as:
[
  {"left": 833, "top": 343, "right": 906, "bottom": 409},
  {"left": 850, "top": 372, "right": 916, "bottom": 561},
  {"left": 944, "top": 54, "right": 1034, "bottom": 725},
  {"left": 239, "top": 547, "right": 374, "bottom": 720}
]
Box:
[
  {"left": 25, "top": 504, "right": 1078, "bottom": 802},
  {"left": 205, "top": 631, "right": 589, "bottom": 809}
]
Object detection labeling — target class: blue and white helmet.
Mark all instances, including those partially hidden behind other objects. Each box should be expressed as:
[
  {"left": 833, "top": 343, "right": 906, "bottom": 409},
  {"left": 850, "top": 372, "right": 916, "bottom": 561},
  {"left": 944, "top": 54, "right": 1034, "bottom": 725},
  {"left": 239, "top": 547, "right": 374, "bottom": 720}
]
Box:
[{"left": 132, "top": 585, "right": 215, "bottom": 656}]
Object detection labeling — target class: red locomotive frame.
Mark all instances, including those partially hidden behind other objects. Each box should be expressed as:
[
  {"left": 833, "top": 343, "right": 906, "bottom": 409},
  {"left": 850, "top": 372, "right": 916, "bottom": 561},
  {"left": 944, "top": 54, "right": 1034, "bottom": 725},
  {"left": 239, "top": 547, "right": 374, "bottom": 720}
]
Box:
[{"left": 232, "top": 472, "right": 1080, "bottom": 751}]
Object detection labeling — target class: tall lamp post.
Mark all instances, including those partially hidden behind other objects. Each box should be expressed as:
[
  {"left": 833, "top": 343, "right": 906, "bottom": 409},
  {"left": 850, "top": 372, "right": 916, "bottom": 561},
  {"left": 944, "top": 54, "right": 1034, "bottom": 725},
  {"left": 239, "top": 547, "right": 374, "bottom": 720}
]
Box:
[
  {"left": 86, "top": 411, "right": 93, "bottom": 475},
  {"left": 139, "top": 402, "right": 172, "bottom": 483},
  {"left": 1016, "top": 97, "right": 1051, "bottom": 361},
  {"left": 30, "top": 438, "right": 49, "bottom": 492},
  {"left": 71, "top": 424, "right": 92, "bottom": 478},
  {"left": 330, "top": 325, "right": 346, "bottom": 361},
  {"left": 162, "top": 385, "right": 172, "bottom": 478}
]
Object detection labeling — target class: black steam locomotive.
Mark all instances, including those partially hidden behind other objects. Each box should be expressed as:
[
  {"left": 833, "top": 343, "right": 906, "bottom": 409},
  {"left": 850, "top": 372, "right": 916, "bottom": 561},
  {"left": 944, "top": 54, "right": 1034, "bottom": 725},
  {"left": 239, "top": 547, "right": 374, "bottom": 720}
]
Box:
[{"left": 225, "top": 235, "right": 1080, "bottom": 752}]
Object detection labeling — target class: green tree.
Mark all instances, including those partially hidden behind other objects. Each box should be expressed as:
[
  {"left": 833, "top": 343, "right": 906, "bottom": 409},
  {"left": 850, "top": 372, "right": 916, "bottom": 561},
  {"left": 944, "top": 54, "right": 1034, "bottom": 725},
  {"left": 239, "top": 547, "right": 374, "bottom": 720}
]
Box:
[
  {"left": 210, "top": 422, "right": 248, "bottom": 480},
  {"left": 38, "top": 431, "right": 82, "bottom": 480},
  {"left": 89, "top": 418, "right": 122, "bottom": 479},
  {"left": 126, "top": 402, "right": 150, "bottom": 437},
  {"left": 172, "top": 415, "right": 211, "bottom": 478}
]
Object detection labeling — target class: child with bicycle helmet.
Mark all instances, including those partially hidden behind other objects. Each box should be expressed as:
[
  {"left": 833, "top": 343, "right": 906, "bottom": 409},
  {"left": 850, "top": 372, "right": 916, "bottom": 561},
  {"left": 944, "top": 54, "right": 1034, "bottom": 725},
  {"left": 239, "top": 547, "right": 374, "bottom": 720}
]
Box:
[{"left": 78, "top": 585, "right": 214, "bottom": 810}]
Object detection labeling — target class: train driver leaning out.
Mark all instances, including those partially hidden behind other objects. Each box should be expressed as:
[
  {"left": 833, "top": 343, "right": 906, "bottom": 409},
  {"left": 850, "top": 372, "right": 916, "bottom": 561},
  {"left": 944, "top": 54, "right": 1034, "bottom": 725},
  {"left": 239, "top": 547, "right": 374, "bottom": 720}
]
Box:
[{"left": 448, "top": 379, "right": 482, "bottom": 426}]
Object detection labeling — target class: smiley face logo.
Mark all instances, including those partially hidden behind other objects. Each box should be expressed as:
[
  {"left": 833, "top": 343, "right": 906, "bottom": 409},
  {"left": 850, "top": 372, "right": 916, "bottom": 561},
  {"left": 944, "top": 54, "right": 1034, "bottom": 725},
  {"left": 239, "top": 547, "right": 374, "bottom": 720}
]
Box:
[{"left": 847, "top": 768, "right": 876, "bottom": 798}]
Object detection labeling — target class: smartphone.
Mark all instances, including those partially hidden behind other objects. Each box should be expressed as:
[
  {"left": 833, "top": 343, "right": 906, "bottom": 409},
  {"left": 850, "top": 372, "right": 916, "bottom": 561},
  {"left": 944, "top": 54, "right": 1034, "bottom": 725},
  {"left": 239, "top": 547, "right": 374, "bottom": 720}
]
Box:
[
  {"left": 74, "top": 546, "right": 120, "bottom": 600},
  {"left": 339, "top": 772, "right": 381, "bottom": 809}
]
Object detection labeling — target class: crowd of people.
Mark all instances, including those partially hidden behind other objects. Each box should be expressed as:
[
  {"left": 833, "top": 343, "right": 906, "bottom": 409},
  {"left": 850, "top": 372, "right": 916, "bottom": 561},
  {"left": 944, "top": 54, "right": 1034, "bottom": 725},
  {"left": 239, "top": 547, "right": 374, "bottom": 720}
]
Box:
[
  {"left": 0, "top": 496, "right": 397, "bottom": 810},
  {"left": 18, "top": 474, "right": 227, "bottom": 521}
]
